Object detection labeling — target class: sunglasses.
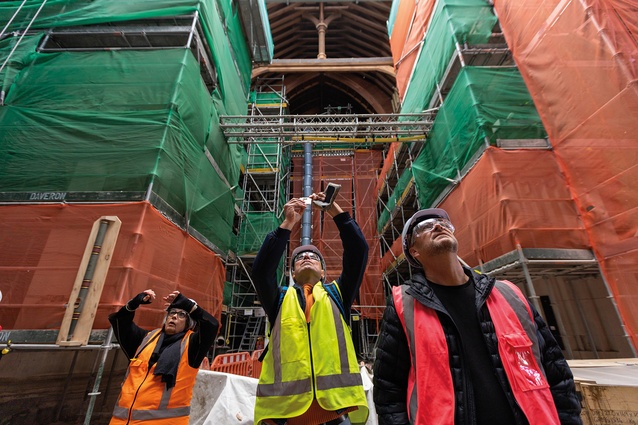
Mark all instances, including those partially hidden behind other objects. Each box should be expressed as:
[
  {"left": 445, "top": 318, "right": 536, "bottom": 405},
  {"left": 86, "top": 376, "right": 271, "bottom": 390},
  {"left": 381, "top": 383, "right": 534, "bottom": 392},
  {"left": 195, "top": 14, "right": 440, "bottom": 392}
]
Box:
[
  {"left": 410, "top": 218, "right": 455, "bottom": 245},
  {"left": 294, "top": 252, "right": 321, "bottom": 262},
  {"left": 167, "top": 309, "right": 188, "bottom": 319}
]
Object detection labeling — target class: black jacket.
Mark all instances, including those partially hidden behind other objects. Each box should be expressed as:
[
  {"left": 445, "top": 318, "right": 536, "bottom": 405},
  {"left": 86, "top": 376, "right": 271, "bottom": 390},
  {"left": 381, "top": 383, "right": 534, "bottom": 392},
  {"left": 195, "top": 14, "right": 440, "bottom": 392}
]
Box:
[
  {"left": 252, "top": 211, "right": 369, "bottom": 325},
  {"left": 372, "top": 269, "right": 582, "bottom": 425},
  {"left": 109, "top": 304, "right": 219, "bottom": 368}
]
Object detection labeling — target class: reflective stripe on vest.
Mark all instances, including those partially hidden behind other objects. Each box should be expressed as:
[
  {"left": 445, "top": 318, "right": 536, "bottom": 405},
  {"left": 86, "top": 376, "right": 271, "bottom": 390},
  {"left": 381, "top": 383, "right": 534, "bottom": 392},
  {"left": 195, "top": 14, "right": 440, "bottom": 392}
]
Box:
[
  {"left": 488, "top": 280, "right": 560, "bottom": 424},
  {"left": 392, "top": 285, "right": 454, "bottom": 425},
  {"left": 255, "top": 282, "right": 368, "bottom": 425},
  {"left": 393, "top": 280, "right": 560, "bottom": 425},
  {"left": 111, "top": 329, "right": 196, "bottom": 424}
]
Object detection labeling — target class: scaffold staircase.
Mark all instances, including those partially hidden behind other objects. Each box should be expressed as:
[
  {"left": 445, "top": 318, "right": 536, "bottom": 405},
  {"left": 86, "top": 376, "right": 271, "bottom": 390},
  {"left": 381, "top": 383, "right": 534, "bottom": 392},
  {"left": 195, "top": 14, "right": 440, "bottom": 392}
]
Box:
[
  {"left": 239, "top": 316, "right": 265, "bottom": 352},
  {"left": 224, "top": 76, "right": 290, "bottom": 352}
]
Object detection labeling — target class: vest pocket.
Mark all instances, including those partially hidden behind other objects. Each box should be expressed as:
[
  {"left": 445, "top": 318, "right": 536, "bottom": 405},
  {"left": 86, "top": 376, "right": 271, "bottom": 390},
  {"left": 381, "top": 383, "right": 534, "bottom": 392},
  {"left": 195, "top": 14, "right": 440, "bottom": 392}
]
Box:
[{"left": 500, "top": 333, "right": 548, "bottom": 392}]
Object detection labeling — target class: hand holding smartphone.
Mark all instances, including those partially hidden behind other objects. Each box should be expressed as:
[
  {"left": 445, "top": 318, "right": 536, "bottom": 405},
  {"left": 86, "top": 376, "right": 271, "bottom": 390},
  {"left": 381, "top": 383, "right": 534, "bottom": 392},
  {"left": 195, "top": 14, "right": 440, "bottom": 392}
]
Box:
[{"left": 313, "top": 183, "right": 341, "bottom": 211}]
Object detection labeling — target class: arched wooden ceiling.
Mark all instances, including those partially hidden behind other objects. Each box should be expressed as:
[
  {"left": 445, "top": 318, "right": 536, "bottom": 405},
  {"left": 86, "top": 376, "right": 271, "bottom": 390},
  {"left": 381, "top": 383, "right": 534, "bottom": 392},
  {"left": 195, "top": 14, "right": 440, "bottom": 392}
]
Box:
[{"left": 254, "top": 1, "right": 395, "bottom": 114}]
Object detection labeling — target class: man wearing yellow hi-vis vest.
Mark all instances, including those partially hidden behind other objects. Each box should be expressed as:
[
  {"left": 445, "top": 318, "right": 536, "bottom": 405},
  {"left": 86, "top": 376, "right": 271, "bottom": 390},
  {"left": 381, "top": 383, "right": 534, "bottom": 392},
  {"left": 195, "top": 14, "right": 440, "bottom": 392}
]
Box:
[{"left": 252, "top": 189, "right": 369, "bottom": 425}]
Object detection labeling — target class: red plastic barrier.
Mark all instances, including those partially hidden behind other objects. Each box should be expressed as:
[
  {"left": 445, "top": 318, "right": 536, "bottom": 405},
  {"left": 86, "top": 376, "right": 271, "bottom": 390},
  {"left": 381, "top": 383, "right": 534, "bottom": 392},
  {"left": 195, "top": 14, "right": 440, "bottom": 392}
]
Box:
[
  {"left": 250, "top": 349, "right": 264, "bottom": 378},
  {"left": 210, "top": 352, "right": 251, "bottom": 377}
]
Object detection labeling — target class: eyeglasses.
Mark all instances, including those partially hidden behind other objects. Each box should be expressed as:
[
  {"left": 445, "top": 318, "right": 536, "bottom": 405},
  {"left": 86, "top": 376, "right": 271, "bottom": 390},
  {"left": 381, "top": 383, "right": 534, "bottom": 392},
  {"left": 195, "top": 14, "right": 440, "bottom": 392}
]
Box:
[
  {"left": 167, "top": 309, "right": 188, "bottom": 319},
  {"left": 410, "top": 218, "right": 455, "bottom": 244},
  {"left": 294, "top": 252, "right": 321, "bottom": 263}
]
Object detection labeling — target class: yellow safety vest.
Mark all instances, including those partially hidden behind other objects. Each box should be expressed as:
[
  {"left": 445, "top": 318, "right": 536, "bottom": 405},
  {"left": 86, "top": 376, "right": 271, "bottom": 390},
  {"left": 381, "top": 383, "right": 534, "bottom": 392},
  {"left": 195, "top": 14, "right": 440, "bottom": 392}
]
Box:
[{"left": 254, "top": 282, "right": 369, "bottom": 425}]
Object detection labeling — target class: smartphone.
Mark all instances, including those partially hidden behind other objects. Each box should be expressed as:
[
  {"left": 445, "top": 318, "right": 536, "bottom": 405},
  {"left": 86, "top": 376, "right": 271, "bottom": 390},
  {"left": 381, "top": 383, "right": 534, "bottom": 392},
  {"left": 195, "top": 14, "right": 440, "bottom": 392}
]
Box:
[{"left": 313, "top": 183, "right": 341, "bottom": 210}]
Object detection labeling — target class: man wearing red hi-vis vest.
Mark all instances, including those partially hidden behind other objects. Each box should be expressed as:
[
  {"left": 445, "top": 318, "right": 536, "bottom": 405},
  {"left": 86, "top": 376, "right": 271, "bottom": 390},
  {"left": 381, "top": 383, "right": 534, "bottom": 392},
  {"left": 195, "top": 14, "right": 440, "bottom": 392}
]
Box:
[{"left": 372, "top": 208, "right": 582, "bottom": 425}]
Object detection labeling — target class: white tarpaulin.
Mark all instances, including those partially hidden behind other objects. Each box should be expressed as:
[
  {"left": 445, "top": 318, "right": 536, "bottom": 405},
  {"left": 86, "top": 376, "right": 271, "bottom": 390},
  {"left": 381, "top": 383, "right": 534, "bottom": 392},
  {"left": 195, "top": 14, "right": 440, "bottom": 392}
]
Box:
[
  {"left": 190, "top": 366, "right": 378, "bottom": 425},
  {"left": 190, "top": 370, "right": 257, "bottom": 424}
]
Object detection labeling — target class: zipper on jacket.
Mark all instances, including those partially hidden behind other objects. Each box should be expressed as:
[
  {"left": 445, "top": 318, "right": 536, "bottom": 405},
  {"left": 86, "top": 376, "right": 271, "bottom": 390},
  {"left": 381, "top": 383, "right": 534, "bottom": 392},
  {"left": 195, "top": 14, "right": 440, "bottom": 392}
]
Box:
[
  {"left": 126, "top": 366, "right": 152, "bottom": 424},
  {"left": 448, "top": 314, "right": 476, "bottom": 425},
  {"left": 426, "top": 302, "right": 476, "bottom": 425}
]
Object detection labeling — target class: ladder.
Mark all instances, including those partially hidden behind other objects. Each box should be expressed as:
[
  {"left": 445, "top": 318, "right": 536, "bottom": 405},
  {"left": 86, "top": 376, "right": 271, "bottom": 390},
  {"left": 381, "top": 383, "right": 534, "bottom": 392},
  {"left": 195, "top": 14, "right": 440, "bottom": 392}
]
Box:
[{"left": 239, "top": 316, "right": 264, "bottom": 352}]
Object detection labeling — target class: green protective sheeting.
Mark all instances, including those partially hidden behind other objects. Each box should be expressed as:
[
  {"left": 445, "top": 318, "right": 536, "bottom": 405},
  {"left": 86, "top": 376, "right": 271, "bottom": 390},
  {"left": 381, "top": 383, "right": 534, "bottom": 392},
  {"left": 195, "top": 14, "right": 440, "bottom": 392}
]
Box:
[
  {"left": 412, "top": 67, "right": 547, "bottom": 208},
  {"left": 214, "top": 0, "right": 255, "bottom": 92},
  {"left": 0, "top": 0, "right": 252, "bottom": 93},
  {"left": 0, "top": 0, "right": 253, "bottom": 253},
  {"left": 400, "top": 0, "right": 497, "bottom": 115},
  {"left": 237, "top": 212, "right": 283, "bottom": 256},
  {"left": 377, "top": 167, "right": 413, "bottom": 233}
]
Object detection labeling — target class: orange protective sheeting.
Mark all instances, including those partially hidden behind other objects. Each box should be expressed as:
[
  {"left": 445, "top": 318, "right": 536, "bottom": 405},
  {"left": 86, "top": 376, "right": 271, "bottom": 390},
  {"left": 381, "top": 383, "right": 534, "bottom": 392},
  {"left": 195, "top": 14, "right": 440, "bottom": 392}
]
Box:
[
  {"left": 494, "top": 0, "right": 638, "bottom": 349},
  {"left": 290, "top": 156, "right": 353, "bottom": 282},
  {"left": 0, "top": 202, "right": 224, "bottom": 330},
  {"left": 290, "top": 152, "right": 384, "bottom": 319},
  {"left": 439, "top": 148, "right": 590, "bottom": 265},
  {"left": 375, "top": 142, "right": 399, "bottom": 196},
  {"left": 354, "top": 150, "right": 384, "bottom": 319},
  {"left": 395, "top": 0, "right": 437, "bottom": 100},
  {"left": 390, "top": 0, "right": 416, "bottom": 63},
  {"left": 380, "top": 237, "right": 403, "bottom": 277}
]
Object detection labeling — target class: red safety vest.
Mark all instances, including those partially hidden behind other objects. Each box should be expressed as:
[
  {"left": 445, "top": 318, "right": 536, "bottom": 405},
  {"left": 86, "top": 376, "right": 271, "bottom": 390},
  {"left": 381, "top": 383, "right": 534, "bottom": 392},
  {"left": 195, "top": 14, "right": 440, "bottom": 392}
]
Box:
[
  {"left": 110, "top": 329, "right": 198, "bottom": 425},
  {"left": 393, "top": 280, "right": 560, "bottom": 425}
]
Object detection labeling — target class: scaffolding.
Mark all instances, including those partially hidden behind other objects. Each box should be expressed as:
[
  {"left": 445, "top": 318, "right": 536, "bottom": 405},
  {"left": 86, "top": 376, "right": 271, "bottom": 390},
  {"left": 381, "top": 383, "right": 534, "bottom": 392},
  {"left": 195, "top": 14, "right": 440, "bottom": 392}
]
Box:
[
  {"left": 378, "top": 0, "right": 549, "bottom": 290},
  {"left": 223, "top": 77, "right": 290, "bottom": 352},
  {"left": 375, "top": 0, "right": 636, "bottom": 359},
  {"left": 220, "top": 111, "right": 436, "bottom": 143},
  {"left": 0, "top": 0, "right": 261, "bottom": 421}
]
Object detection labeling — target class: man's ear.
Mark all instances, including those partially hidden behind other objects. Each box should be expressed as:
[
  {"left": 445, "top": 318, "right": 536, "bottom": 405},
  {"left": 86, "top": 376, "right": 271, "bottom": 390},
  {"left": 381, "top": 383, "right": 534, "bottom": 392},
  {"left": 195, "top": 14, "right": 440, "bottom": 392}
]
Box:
[{"left": 410, "top": 247, "right": 420, "bottom": 262}]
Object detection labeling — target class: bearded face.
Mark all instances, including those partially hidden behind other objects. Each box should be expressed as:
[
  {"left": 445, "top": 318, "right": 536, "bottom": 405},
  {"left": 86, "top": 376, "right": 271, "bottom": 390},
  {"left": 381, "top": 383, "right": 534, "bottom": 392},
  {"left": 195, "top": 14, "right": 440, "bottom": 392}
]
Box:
[{"left": 409, "top": 219, "right": 458, "bottom": 266}]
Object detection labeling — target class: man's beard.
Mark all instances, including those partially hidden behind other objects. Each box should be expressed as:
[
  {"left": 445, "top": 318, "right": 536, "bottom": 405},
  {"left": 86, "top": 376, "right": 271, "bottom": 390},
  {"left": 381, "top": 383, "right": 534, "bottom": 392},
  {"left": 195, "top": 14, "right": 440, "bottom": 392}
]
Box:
[{"left": 427, "top": 236, "right": 458, "bottom": 256}]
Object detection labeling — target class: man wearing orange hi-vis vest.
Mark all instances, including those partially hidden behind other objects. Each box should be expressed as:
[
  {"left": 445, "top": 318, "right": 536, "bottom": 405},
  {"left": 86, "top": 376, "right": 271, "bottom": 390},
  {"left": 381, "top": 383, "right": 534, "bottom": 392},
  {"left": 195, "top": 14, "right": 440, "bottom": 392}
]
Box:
[
  {"left": 252, "top": 189, "right": 369, "bottom": 425},
  {"left": 108, "top": 289, "right": 218, "bottom": 425},
  {"left": 373, "top": 209, "right": 582, "bottom": 425}
]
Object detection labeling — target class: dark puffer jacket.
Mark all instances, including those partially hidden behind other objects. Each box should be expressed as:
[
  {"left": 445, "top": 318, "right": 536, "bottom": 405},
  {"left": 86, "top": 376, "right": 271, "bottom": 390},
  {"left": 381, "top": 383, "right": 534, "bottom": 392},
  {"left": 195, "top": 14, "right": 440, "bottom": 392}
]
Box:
[{"left": 372, "top": 269, "right": 582, "bottom": 425}]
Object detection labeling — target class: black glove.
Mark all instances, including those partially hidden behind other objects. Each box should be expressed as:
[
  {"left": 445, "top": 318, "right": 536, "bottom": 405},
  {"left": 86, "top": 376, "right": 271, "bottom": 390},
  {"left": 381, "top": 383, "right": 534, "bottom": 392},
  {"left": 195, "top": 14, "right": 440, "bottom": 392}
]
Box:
[
  {"left": 169, "top": 293, "right": 196, "bottom": 313},
  {"left": 126, "top": 292, "right": 152, "bottom": 311}
]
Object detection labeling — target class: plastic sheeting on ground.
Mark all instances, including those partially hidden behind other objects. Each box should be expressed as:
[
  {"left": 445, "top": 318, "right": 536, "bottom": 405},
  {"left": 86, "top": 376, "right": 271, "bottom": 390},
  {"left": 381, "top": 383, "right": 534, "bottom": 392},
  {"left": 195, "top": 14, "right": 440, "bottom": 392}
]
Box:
[{"left": 190, "top": 367, "right": 378, "bottom": 425}]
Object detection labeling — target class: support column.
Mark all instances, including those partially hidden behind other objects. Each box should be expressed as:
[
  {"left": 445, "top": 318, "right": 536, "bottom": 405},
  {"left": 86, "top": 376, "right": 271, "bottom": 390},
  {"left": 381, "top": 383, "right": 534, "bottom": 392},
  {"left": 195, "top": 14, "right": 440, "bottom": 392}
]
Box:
[
  {"left": 301, "top": 142, "right": 313, "bottom": 245},
  {"left": 303, "top": 3, "right": 341, "bottom": 60},
  {"left": 317, "top": 21, "right": 327, "bottom": 59}
]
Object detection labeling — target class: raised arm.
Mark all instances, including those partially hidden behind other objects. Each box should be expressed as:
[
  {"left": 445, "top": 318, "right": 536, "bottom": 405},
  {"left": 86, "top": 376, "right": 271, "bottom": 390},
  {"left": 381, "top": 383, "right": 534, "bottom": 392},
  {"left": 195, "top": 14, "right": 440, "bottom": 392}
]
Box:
[
  {"left": 109, "top": 290, "right": 155, "bottom": 359},
  {"left": 252, "top": 198, "right": 306, "bottom": 324},
  {"left": 163, "top": 291, "right": 220, "bottom": 368},
  {"left": 322, "top": 197, "right": 368, "bottom": 311}
]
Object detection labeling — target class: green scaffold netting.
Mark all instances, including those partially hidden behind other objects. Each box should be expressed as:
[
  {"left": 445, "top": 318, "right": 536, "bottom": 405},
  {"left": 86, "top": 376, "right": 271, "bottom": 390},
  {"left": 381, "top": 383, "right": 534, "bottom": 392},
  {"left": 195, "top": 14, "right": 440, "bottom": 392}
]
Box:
[{"left": 0, "top": 0, "right": 256, "bottom": 253}]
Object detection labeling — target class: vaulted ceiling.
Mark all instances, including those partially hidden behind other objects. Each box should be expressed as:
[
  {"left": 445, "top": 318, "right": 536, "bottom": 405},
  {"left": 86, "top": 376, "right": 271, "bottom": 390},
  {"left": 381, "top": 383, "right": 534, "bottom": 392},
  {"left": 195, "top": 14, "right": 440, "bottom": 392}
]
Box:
[{"left": 254, "top": 1, "right": 395, "bottom": 114}]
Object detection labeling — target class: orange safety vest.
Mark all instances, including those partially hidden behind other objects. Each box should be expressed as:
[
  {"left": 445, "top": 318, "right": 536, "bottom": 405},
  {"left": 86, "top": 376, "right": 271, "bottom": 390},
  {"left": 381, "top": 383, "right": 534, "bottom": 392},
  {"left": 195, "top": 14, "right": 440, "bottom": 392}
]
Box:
[
  {"left": 110, "top": 329, "right": 198, "bottom": 425},
  {"left": 392, "top": 280, "right": 560, "bottom": 425}
]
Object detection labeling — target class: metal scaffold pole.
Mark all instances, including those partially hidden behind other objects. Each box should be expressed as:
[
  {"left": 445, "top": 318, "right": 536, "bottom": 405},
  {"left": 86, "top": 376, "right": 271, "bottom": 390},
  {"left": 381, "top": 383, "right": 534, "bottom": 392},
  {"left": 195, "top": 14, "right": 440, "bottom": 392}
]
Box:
[{"left": 301, "top": 142, "right": 313, "bottom": 245}]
